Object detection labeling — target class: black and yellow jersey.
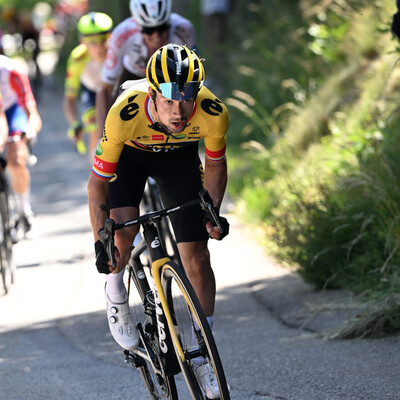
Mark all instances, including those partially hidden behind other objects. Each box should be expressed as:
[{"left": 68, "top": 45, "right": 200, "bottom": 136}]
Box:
[{"left": 92, "top": 79, "right": 229, "bottom": 180}]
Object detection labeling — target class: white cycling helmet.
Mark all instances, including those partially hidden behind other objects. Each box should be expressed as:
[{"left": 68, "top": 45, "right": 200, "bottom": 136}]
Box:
[{"left": 130, "top": 0, "right": 171, "bottom": 27}]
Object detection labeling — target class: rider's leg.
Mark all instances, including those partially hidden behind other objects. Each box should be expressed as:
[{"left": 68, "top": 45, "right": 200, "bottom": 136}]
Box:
[
  {"left": 103, "top": 206, "right": 140, "bottom": 351},
  {"left": 6, "top": 139, "right": 31, "bottom": 216},
  {"left": 105, "top": 206, "right": 139, "bottom": 302},
  {"left": 178, "top": 240, "right": 216, "bottom": 317}
]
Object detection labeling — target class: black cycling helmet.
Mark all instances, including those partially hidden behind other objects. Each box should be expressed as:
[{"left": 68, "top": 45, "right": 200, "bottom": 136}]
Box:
[{"left": 146, "top": 44, "right": 205, "bottom": 101}]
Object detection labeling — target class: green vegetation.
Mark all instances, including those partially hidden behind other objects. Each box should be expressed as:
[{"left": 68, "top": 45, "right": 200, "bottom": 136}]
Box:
[
  {"left": 217, "top": 0, "right": 400, "bottom": 337},
  {"left": 79, "top": 0, "right": 400, "bottom": 337},
  {"left": 7, "top": 0, "right": 400, "bottom": 337}
]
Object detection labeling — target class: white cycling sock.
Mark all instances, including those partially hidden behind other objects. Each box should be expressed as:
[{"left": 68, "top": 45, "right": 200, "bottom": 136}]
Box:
[
  {"left": 105, "top": 269, "right": 127, "bottom": 303},
  {"left": 15, "top": 192, "right": 32, "bottom": 216},
  {"left": 192, "top": 315, "right": 214, "bottom": 365}
]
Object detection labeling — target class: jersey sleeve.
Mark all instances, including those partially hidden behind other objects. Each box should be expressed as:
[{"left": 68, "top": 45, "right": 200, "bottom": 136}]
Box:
[
  {"left": 91, "top": 99, "right": 130, "bottom": 179},
  {"left": 203, "top": 112, "right": 228, "bottom": 162},
  {"left": 9, "top": 69, "right": 36, "bottom": 109},
  {"left": 201, "top": 92, "right": 229, "bottom": 162},
  {"left": 102, "top": 19, "right": 139, "bottom": 85},
  {"left": 64, "top": 45, "right": 86, "bottom": 97}
]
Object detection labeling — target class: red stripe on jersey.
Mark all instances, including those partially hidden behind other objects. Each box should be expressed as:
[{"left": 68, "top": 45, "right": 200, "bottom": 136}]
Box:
[
  {"left": 205, "top": 145, "right": 226, "bottom": 162},
  {"left": 93, "top": 155, "right": 117, "bottom": 176}
]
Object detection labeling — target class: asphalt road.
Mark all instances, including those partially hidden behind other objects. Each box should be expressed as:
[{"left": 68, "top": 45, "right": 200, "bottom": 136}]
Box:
[{"left": 1, "top": 78, "right": 400, "bottom": 400}]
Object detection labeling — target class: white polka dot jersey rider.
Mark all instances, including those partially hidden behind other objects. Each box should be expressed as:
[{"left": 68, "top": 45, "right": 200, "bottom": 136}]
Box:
[
  {"left": 0, "top": 55, "right": 36, "bottom": 112},
  {"left": 101, "top": 13, "right": 197, "bottom": 86}
]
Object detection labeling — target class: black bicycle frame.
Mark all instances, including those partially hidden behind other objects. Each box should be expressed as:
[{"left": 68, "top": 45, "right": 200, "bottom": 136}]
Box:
[{"left": 130, "top": 222, "right": 181, "bottom": 376}]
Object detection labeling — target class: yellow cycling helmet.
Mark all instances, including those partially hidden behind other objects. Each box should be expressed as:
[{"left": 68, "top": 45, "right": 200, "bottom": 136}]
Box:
[
  {"left": 146, "top": 44, "right": 205, "bottom": 101},
  {"left": 77, "top": 12, "right": 113, "bottom": 36}
]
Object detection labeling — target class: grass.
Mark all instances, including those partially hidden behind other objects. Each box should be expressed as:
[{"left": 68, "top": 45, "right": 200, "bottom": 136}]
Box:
[{"left": 222, "top": 0, "right": 400, "bottom": 337}]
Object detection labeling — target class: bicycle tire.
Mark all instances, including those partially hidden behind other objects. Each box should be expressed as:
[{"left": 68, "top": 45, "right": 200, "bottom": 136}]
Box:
[
  {"left": 127, "top": 266, "right": 179, "bottom": 400},
  {"left": 0, "top": 190, "right": 13, "bottom": 294},
  {"left": 161, "top": 261, "right": 230, "bottom": 400}
]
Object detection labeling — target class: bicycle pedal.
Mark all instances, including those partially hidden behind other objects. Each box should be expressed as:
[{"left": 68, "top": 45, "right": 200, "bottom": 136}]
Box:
[{"left": 124, "top": 350, "right": 143, "bottom": 368}]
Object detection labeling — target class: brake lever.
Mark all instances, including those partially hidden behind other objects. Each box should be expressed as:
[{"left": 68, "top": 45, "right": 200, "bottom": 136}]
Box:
[
  {"left": 98, "top": 218, "right": 116, "bottom": 268},
  {"left": 198, "top": 189, "right": 223, "bottom": 234}
]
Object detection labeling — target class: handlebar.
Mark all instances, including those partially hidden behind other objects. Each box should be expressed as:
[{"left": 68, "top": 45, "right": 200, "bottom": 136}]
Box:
[{"left": 98, "top": 189, "right": 222, "bottom": 266}]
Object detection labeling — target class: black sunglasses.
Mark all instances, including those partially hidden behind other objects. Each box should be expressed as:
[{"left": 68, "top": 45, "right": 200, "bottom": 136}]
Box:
[{"left": 142, "top": 23, "right": 170, "bottom": 35}]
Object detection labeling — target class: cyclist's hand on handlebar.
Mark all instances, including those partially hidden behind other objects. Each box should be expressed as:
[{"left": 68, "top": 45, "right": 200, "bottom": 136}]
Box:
[
  {"left": 199, "top": 188, "right": 230, "bottom": 240},
  {"left": 204, "top": 214, "right": 230, "bottom": 240},
  {"left": 68, "top": 121, "right": 84, "bottom": 141},
  {"left": 94, "top": 239, "right": 120, "bottom": 274}
]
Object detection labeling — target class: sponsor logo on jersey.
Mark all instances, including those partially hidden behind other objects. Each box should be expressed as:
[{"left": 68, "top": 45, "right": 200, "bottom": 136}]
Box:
[
  {"left": 95, "top": 142, "right": 103, "bottom": 156},
  {"left": 201, "top": 98, "right": 223, "bottom": 116},
  {"left": 171, "top": 134, "right": 186, "bottom": 139},
  {"left": 120, "top": 95, "right": 139, "bottom": 121},
  {"left": 190, "top": 126, "right": 200, "bottom": 133},
  {"left": 152, "top": 134, "right": 164, "bottom": 141}
]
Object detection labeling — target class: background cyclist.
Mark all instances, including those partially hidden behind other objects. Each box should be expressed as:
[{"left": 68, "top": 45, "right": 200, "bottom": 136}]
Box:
[
  {"left": 96, "top": 0, "right": 197, "bottom": 141},
  {"left": 63, "top": 11, "right": 113, "bottom": 157},
  {"left": 0, "top": 91, "right": 8, "bottom": 152},
  {"left": 0, "top": 44, "right": 42, "bottom": 238},
  {"left": 88, "top": 44, "right": 229, "bottom": 399}
]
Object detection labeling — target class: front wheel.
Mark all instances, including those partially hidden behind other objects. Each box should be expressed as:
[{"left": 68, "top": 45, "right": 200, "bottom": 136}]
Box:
[{"left": 161, "top": 262, "right": 230, "bottom": 400}]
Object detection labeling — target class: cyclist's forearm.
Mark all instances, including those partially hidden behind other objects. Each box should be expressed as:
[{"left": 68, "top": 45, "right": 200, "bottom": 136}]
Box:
[
  {"left": 25, "top": 106, "right": 42, "bottom": 134},
  {"left": 63, "top": 95, "right": 79, "bottom": 125},
  {"left": 88, "top": 174, "right": 110, "bottom": 241},
  {"left": 203, "top": 156, "right": 227, "bottom": 211}
]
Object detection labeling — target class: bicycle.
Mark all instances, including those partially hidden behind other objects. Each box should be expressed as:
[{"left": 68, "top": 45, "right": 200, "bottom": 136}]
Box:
[
  {"left": 99, "top": 188, "right": 230, "bottom": 400},
  {"left": 0, "top": 157, "right": 15, "bottom": 294}
]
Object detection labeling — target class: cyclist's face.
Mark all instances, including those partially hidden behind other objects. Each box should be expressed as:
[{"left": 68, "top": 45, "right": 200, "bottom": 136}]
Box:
[
  {"left": 82, "top": 35, "right": 109, "bottom": 62},
  {"left": 143, "top": 30, "right": 169, "bottom": 53},
  {"left": 86, "top": 42, "right": 108, "bottom": 62},
  {"left": 151, "top": 90, "right": 195, "bottom": 134}
]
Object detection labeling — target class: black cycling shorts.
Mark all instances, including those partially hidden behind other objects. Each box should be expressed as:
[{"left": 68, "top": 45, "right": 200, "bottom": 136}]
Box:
[{"left": 109, "top": 143, "right": 208, "bottom": 243}]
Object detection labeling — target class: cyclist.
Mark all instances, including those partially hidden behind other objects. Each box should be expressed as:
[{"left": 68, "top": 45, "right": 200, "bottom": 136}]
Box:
[
  {"left": 0, "top": 91, "right": 8, "bottom": 152},
  {"left": 0, "top": 50, "right": 42, "bottom": 237},
  {"left": 96, "top": 0, "right": 197, "bottom": 142},
  {"left": 63, "top": 11, "right": 113, "bottom": 157},
  {"left": 88, "top": 44, "right": 229, "bottom": 399}
]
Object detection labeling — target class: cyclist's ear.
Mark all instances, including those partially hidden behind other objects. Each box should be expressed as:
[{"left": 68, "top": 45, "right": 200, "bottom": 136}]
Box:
[{"left": 148, "top": 88, "right": 158, "bottom": 111}]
